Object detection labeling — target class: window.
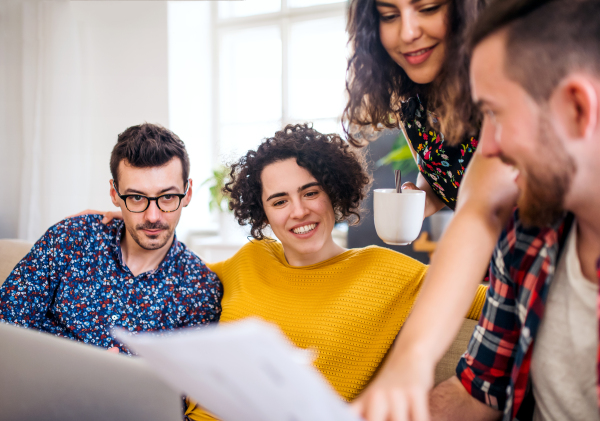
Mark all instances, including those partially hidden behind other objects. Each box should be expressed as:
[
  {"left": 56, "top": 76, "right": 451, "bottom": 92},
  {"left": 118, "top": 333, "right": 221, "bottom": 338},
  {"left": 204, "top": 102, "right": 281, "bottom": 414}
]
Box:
[
  {"left": 168, "top": 1, "right": 348, "bottom": 239},
  {"left": 214, "top": 0, "right": 348, "bottom": 157}
]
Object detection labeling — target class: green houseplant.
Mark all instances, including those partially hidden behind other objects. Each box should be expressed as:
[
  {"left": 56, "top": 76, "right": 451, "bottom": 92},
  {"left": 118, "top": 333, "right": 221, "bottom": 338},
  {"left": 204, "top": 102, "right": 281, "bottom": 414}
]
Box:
[
  {"left": 201, "top": 166, "right": 250, "bottom": 241},
  {"left": 201, "top": 166, "right": 230, "bottom": 213},
  {"left": 376, "top": 131, "right": 419, "bottom": 173}
]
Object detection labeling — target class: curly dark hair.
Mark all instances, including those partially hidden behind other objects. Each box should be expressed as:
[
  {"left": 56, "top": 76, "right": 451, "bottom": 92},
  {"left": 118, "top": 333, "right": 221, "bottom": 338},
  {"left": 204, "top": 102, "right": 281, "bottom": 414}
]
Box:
[
  {"left": 343, "top": 0, "right": 487, "bottom": 146},
  {"left": 224, "top": 124, "right": 371, "bottom": 240}
]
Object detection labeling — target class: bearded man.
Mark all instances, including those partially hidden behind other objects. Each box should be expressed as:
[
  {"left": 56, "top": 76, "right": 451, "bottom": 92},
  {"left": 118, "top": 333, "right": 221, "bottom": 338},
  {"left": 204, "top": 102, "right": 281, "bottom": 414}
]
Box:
[{"left": 429, "top": 0, "right": 600, "bottom": 420}]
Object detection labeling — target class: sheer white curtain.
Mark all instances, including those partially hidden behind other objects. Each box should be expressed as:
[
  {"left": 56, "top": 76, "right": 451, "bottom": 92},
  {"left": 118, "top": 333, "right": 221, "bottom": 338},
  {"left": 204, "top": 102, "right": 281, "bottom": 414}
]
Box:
[
  {"left": 0, "top": 0, "right": 90, "bottom": 242},
  {"left": 0, "top": 1, "right": 171, "bottom": 242},
  {"left": 20, "top": 0, "right": 90, "bottom": 242}
]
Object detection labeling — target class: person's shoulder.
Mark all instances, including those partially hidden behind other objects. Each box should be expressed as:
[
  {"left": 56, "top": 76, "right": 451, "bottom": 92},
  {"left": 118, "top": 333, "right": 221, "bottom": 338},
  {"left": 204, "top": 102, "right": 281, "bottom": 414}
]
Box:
[
  {"left": 492, "top": 209, "right": 571, "bottom": 287},
  {"left": 247, "top": 238, "right": 281, "bottom": 253},
  {"left": 499, "top": 209, "right": 557, "bottom": 257},
  {"left": 349, "top": 245, "right": 427, "bottom": 271},
  {"left": 46, "top": 214, "right": 115, "bottom": 240},
  {"left": 172, "top": 241, "right": 220, "bottom": 281},
  {"left": 173, "top": 240, "right": 208, "bottom": 267},
  {"left": 351, "top": 245, "right": 421, "bottom": 261},
  {"left": 218, "top": 240, "right": 283, "bottom": 271},
  {"left": 343, "top": 246, "right": 427, "bottom": 288},
  {"left": 226, "top": 239, "right": 281, "bottom": 260}
]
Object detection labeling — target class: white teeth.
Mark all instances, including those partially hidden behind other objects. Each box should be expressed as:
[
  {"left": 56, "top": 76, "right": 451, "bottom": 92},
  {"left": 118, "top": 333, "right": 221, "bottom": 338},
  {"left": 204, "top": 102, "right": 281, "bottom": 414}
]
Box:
[
  {"left": 407, "top": 48, "right": 430, "bottom": 56},
  {"left": 292, "top": 223, "right": 316, "bottom": 234}
]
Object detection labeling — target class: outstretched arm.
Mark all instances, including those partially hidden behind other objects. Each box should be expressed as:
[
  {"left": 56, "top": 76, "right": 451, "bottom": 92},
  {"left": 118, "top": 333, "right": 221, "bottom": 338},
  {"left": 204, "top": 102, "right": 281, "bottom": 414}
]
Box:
[
  {"left": 401, "top": 124, "right": 447, "bottom": 218},
  {"left": 402, "top": 173, "right": 447, "bottom": 218},
  {"left": 351, "top": 153, "right": 518, "bottom": 421}
]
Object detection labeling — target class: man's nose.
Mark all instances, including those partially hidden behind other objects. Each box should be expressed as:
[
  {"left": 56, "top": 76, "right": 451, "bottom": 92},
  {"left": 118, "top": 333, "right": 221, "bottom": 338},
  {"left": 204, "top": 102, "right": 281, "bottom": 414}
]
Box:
[
  {"left": 479, "top": 120, "right": 502, "bottom": 158},
  {"left": 144, "top": 200, "right": 162, "bottom": 222}
]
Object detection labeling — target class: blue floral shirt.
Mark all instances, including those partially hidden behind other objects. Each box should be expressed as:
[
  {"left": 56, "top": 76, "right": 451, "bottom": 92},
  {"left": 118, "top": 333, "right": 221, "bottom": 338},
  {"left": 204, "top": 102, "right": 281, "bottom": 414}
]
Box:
[{"left": 0, "top": 215, "right": 222, "bottom": 353}]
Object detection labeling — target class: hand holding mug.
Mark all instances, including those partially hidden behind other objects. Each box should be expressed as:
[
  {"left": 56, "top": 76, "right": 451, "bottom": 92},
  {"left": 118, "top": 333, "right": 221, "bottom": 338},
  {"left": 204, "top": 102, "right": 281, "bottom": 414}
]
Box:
[{"left": 373, "top": 188, "right": 426, "bottom": 245}]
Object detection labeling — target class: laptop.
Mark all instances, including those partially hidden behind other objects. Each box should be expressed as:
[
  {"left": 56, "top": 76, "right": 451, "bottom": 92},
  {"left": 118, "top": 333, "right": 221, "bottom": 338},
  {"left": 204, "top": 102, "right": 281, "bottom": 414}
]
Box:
[{"left": 0, "top": 322, "right": 182, "bottom": 421}]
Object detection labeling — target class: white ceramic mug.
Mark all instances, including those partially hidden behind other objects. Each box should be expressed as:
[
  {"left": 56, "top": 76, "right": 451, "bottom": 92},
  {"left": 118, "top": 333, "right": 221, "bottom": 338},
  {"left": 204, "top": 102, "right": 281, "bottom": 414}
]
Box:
[{"left": 373, "top": 189, "right": 426, "bottom": 245}]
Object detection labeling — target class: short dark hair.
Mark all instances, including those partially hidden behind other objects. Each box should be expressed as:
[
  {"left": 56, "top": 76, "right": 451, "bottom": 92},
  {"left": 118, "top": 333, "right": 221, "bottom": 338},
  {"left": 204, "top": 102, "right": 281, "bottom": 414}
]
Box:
[
  {"left": 224, "top": 124, "right": 372, "bottom": 240},
  {"left": 110, "top": 123, "right": 190, "bottom": 187},
  {"left": 343, "top": 0, "right": 487, "bottom": 146},
  {"left": 470, "top": 0, "right": 600, "bottom": 102}
]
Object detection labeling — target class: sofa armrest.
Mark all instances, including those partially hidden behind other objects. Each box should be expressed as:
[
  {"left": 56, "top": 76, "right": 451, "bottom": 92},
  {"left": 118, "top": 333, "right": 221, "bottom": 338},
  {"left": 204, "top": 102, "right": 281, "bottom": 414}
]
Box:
[{"left": 0, "top": 239, "right": 33, "bottom": 287}]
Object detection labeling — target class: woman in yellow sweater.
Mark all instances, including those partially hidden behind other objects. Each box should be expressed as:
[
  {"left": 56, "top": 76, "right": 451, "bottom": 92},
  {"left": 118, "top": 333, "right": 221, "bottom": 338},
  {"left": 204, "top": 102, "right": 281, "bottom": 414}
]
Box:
[{"left": 185, "top": 124, "right": 485, "bottom": 420}]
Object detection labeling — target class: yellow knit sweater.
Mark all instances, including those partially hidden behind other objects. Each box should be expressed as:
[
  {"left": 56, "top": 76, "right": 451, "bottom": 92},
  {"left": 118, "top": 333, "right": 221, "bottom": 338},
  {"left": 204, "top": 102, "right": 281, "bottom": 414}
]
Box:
[{"left": 186, "top": 240, "right": 487, "bottom": 420}]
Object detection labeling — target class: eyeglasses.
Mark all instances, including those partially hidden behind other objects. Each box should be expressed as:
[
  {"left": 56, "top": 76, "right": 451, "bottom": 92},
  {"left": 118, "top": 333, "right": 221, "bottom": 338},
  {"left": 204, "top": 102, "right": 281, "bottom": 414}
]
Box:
[{"left": 112, "top": 181, "right": 189, "bottom": 213}]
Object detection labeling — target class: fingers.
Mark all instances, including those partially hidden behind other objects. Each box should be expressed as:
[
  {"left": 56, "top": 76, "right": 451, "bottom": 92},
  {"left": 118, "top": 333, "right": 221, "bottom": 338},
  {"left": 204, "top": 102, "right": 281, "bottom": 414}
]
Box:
[
  {"left": 101, "top": 211, "right": 123, "bottom": 224},
  {"left": 364, "top": 391, "right": 390, "bottom": 421},
  {"left": 67, "top": 209, "right": 95, "bottom": 218},
  {"left": 401, "top": 182, "right": 420, "bottom": 191},
  {"left": 66, "top": 209, "right": 118, "bottom": 225},
  {"left": 350, "top": 397, "right": 365, "bottom": 417},
  {"left": 389, "top": 390, "right": 409, "bottom": 421},
  {"left": 67, "top": 209, "right": 112, "bottom": 220},
  {"left": 408, "top": 391, "right": 430, "bottom": 421},
  {"left": 352, "top": 389, "right": 430, "bottom": 421},
  {"left": 101, "top": 212, "right": 113, "bottom": 224},
  {"left": 107, "top": 347, "right": 120, "bottom": 354}
]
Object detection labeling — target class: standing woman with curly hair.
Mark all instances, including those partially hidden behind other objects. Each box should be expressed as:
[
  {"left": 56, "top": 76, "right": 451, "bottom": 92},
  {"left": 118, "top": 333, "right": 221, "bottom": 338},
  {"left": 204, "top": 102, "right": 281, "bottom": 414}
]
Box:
[
  {"left": 343, "top": 1, "right": 520, "bottom": 420},
  {"left": 344, "top": 0, "right": 485, "bottom": 213},
  {"left": 183, "top": 124, "right": 486, "bottom": 421}
]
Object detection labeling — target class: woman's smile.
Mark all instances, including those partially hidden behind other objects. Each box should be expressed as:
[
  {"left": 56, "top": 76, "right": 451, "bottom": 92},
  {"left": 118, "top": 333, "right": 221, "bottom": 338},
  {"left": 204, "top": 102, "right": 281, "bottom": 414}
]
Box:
[
  {"left": 402, "top": 44, "right": 438, "bottom": 65},
  {"left": 290, "top": 222, "right": 319, "bottom": 236}
]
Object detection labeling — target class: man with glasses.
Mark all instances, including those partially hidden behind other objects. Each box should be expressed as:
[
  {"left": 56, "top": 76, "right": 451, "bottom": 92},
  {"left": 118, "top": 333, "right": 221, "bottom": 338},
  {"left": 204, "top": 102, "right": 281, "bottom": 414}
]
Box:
[{"left": 0, "top": 123, "right": 222, "bottom": 353}]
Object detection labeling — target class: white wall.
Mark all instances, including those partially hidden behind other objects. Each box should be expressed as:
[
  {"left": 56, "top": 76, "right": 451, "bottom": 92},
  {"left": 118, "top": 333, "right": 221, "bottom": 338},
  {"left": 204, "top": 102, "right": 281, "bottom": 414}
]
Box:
[
  {"left": 0, "top": 1, "right": 170, "bottom": 241},
  {"left": 0, "top": 1, "right": 24, "bottom": 239},
  {"left": 72, "top": 1, "right": 170, "bottom": 211}
]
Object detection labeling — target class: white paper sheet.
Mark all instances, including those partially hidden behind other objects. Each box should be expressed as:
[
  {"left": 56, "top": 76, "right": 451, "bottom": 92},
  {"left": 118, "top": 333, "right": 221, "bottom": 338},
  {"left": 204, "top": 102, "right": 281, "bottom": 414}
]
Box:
[{"left": 113, "top": 319, "right": 363, "bottom": 421}]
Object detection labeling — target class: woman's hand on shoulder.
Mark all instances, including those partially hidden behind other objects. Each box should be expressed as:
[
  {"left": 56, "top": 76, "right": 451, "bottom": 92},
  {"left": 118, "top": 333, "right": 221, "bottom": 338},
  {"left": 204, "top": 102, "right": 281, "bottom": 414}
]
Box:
[{"left": 67, "top": 209, "right": 123, "bottom": 224}]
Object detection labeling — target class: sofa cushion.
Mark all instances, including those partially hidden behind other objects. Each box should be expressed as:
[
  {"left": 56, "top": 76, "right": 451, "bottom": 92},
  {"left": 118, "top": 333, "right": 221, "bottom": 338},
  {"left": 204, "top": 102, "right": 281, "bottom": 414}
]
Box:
[
  {"left": 433, "top": 318, "right": 478, "bottom": 385},
  {"left": 0, "top": 239, "right": 33, "bottom": 287}
]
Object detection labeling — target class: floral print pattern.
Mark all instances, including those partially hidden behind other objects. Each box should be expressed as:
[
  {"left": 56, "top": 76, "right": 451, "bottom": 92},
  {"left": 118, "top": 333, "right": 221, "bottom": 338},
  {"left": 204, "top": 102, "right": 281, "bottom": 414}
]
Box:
[
  {"left": 0, "top": 215, "right": 222, "bottom": 354},
  {"left": 403, "top": 97, "right": 477, "bottom": 209}
]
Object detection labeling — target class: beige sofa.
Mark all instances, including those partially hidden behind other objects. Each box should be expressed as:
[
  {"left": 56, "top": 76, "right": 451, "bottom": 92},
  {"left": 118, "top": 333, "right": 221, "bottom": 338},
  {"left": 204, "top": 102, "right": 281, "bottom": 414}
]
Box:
[
  {"left": 0, "top": 239, "right": 33, "bottom": 287},
  {"left": 0, "top": 238, "right": 476, "bottom": 386}
]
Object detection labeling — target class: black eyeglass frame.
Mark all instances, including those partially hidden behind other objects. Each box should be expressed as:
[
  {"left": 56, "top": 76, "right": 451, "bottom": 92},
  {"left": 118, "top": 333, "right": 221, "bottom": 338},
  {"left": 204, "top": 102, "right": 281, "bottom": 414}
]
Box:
[{"left": 112, "top": 180, "right": 190, "bottom": 213}]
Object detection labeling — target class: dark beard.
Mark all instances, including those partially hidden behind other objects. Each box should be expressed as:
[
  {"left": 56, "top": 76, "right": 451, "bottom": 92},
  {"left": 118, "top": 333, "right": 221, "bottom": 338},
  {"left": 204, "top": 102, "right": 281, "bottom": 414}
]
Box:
[
  {"left": 126, "top": 221, "right": 173, "bottom": 250},
  {"left": 518, "top": 115, "right": 575, "bottom": 227}
]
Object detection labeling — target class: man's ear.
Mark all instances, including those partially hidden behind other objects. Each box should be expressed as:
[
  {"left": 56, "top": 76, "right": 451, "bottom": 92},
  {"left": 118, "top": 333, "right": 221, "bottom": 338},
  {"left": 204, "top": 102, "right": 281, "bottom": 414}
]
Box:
[
  {"left": 109, "top": 180, "right": 120, "bottom": 207},
  {"left": 550, "top": 75, "right": 599, "bottom": 141},
  {"left": 182, "top": 179, "right": 193, "bottom": 207}
]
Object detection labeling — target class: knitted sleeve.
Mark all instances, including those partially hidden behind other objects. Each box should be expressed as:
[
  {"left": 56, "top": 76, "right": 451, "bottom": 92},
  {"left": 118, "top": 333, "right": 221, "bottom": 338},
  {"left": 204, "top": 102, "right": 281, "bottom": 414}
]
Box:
[{"left": 464, "top": 284, "right": 488, "bottom": 320}]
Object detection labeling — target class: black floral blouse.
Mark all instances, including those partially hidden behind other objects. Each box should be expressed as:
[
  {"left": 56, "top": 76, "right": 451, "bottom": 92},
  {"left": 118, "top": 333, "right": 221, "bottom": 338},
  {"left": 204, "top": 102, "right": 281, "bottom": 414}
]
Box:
[{"left": 402, "top": 96, "right": 478, "bottom": 210}]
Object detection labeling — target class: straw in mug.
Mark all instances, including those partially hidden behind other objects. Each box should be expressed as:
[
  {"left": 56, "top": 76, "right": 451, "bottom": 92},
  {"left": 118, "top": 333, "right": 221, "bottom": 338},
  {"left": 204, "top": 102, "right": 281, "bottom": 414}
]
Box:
[{"left": 394, "top": 170, "right": 402, "bottom": 193}]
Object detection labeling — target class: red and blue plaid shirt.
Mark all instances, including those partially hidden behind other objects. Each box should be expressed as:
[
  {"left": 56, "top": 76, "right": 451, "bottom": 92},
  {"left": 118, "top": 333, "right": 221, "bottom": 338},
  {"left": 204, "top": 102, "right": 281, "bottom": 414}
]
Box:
[{"left": 456, "top": 210, "right": 599, "bottom": 420}]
